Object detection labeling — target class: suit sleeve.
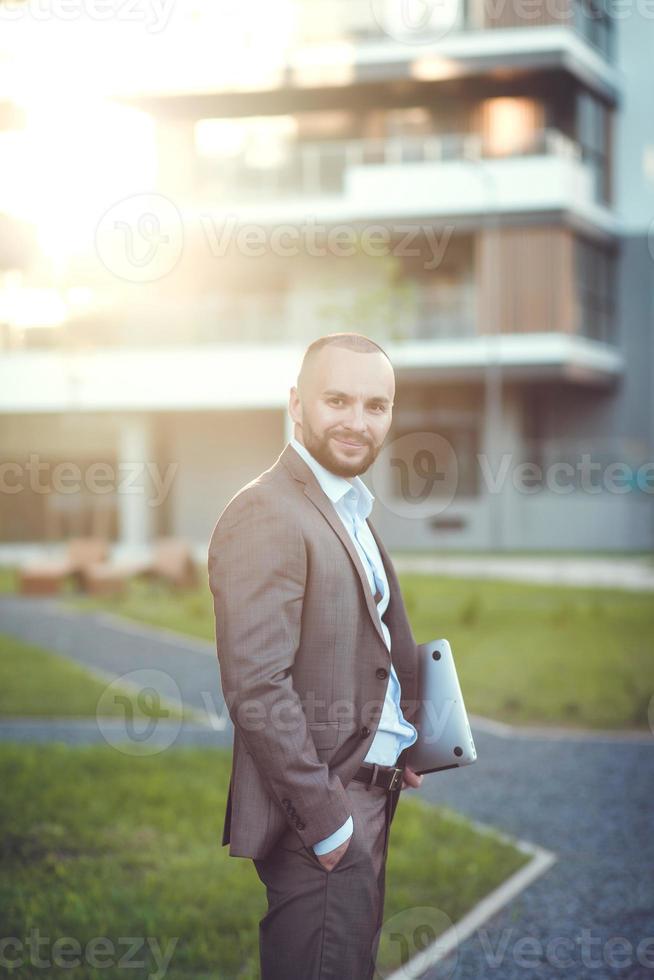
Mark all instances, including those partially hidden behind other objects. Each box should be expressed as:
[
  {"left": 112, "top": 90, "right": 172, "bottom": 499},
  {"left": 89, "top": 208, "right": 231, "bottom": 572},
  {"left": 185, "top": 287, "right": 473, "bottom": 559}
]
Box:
[
  {"left": 208, "top": 488, "right": 352, "bottom": 849},
  {"left": 312, "top": 815, "right": 353, "bottom": 855}
]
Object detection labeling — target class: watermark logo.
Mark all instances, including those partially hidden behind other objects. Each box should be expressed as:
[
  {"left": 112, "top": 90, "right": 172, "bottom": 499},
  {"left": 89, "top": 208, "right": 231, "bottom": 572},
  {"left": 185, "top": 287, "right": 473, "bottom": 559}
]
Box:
[
  {"left": 370, "top": 0, "right": 464, "bottom": 44},
  {"left": 370, "top": 432, "right": 458, "bottom": 519},
  {"left": 96, "top": 669, "right": 184, "bottom": 755},
  {"left": 374, "top": 905, "right": 457, "bottom": 977},
  {"left": 95, "top": 193, "right": 183, "bottom": 283}
]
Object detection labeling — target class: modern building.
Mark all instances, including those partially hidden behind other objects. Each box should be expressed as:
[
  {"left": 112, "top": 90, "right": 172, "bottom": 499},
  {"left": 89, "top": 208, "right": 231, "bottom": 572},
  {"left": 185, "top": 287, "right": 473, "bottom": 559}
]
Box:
[{"left": 0, "top": 0, "right": 652, "bottom": 558}]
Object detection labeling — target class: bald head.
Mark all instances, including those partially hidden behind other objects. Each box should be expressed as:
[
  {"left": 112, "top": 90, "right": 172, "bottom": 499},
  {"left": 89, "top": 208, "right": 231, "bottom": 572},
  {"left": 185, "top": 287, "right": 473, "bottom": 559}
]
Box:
[
  {"left": 289, "top": 333, "right": 395, "bottom": 479},
  {"left": 297, "top": 333, "right": 393, "bottom": 397}
]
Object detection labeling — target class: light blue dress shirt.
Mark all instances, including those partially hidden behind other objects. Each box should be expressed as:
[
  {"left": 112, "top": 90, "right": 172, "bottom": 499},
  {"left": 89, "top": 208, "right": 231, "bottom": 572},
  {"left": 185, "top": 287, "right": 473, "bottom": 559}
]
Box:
[{"left": 289, "top": 436, "right": 418, "bottom": 855}]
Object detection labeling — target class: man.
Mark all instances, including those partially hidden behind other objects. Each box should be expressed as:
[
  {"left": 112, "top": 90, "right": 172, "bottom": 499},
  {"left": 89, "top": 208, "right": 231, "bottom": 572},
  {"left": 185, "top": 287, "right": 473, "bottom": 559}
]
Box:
[{"left": 208, "top": 332, "right": 424, "bottom": 979}]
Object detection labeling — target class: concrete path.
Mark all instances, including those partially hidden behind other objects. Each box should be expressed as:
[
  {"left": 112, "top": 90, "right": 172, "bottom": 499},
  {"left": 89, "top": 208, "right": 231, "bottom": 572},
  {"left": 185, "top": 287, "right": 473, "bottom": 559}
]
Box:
[
  {"left": 392, "top": 555, "right": 654, "bottom": 592},
  {"left": 0, "top": 596, "right": 231, "bottom": 742},
  {"left": 1, "top": 595, "right": 653, "bottom": 980}
]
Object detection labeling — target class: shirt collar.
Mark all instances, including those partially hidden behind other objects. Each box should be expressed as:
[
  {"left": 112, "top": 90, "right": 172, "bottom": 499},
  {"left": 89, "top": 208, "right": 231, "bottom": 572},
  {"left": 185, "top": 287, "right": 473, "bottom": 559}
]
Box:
[{"left": 289, "top": 436, "right": 374, "bottom": 520}]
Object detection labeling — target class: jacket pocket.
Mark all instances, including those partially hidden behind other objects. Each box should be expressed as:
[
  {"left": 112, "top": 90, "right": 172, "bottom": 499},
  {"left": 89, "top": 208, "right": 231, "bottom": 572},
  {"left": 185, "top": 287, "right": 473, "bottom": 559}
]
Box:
[{"left": 307, "top": 720, "right": 339, "bottom": 749}]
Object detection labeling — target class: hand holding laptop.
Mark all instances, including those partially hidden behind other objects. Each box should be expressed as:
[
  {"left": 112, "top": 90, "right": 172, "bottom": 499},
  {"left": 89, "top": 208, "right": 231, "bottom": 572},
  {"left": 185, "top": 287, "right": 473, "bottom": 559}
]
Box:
[{"left": 401, "top": 766, "right": 424, "bottom": 791}]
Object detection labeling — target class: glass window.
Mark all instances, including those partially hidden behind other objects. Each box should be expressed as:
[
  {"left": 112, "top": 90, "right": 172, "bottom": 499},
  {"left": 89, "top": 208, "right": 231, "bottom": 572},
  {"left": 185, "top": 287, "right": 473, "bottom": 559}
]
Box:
[
  {"left": 573, "top": 0, "right": 614, "bottom": 59},
  {"left": 576, "top": 91, "right": 611, "bottom": 203},
  {"left": 480, "top": 98, "right": 543, "bottom": 157},
  {"left": 389, "top": 422, "right": 481, "bottom": 498},
  {"left": 574, "top": 236, "right": 616, "bottom": 342}
]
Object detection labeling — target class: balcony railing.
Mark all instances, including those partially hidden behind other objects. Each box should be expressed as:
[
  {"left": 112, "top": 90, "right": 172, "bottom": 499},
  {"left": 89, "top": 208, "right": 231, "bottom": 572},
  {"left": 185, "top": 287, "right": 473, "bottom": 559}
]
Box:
[
  {"left": 2, "top": 281, "right": 616, "bottom": 349},
  {"left": 1, "top": 286, "right": 478, "bottom": 350},
  {"left": 199, "top": 127, "right": 582, "bottom": 201}
]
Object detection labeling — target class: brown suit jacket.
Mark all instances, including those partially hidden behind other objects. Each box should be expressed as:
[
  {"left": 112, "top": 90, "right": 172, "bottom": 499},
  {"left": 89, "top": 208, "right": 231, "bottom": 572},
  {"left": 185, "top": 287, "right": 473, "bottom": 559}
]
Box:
[{"left": 207, "top": 442, "right": 419, "bottom": 859}]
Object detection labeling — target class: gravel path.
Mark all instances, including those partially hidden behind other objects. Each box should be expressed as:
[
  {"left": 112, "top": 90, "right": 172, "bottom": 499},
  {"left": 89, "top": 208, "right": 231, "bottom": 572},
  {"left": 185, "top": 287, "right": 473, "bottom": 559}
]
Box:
[
  {"left": 1, "top": 595, "right": 652, "bottom": 980},
  {"left": 417, "top": 728, "right": 654, "bottom": 980}
]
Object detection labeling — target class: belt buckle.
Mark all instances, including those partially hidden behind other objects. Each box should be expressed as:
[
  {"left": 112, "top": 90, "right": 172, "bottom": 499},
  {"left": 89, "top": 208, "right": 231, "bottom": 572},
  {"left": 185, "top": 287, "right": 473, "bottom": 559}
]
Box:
[{"left": 388, "top": 766, "right": 403, "bottom": 792}]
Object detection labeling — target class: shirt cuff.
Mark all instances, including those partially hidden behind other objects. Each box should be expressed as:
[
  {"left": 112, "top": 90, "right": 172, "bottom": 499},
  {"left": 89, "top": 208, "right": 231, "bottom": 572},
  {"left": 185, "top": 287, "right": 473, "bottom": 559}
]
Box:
[{"left": 311, "top": 814, "right": 353, "bottom": 855}]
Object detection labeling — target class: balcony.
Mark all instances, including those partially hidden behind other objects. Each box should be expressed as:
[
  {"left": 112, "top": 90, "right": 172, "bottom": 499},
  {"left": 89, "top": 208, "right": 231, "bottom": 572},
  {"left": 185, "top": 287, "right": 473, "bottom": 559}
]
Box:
[
  {"left": 0, "top": 285, "right": 477, "bottom": 351},
  {"left": 195, "top": 128, "right": 615, "bottom": 231},
  {"left": 0, "top": 332, "right": 623, "bottom": 417},
  {"left": 1, "top": 252, "right": 616, "bottom": 353},
  {"left": 291, "top": 0, "right": 615, "bottom": 62}
]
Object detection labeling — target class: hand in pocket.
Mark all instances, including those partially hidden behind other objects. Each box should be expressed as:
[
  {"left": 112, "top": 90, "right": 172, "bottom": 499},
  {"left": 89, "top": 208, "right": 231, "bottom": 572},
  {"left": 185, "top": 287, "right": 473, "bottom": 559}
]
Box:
[{"left": 316, "top": 832, "right": 352, "bottom": 872}]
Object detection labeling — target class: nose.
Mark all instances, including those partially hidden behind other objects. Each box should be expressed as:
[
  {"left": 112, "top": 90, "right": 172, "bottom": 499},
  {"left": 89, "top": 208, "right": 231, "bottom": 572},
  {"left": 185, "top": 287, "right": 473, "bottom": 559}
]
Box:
[{"left": 342, "top": 402, "right": 366, "bottom": 432}]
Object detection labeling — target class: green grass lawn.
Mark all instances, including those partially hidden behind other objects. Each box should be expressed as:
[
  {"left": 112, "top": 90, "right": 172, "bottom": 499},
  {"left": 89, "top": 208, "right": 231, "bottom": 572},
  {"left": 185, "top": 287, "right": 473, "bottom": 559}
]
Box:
[
  {"left": 402, "top": 574, "right": 654, "bottom": 731},
  {"left": 0, "top": 634, "right": 184, "bottom": 721},
  {"left": 67, "top": 577, "right": 215, "bottom": 643},
  {"left": 62, "top": 572, "right": 654, "bottom": 731},
  {"left": 0, "top": 742, "right": 528, "bottom": 979},
  {"left": 0, "top": 566, "right": 20, "bottom": 593}
]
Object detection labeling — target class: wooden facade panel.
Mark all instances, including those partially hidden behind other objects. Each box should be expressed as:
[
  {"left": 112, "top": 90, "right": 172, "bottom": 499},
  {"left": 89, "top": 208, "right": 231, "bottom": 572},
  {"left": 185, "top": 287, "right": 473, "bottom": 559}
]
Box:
[
  {"left": 477, "top": 225, "right": 575, "bottom": 334},
  {"left": 484, "top": 0, "right": 573, "bottom": 29}
]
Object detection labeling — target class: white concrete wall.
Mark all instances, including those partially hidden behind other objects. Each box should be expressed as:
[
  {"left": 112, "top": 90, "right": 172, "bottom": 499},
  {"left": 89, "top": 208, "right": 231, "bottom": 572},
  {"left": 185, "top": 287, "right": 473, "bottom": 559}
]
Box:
[
  {"left": 345, "top": 155, "right": 604, "bottom": 223},
  {"left": 615, "top": 6, "right": 654, "bottom": 233},
  {"left": 0, "top": 337, "right": 624, "bottom": 415},
  {"left": 367, "top": 386, "right": 654, "bottom": 552},
  {"left": 164, "top": 409, "right": 284, "bottom": 548},
  {"left": 372, "top": 483, "right": 654, "bottom": 552}
]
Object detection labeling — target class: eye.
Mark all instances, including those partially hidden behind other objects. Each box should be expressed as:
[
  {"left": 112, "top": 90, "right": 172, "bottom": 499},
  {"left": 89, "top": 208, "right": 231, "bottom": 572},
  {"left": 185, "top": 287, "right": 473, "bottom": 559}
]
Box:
[{"left": 327, "top": 397, "right": 343, "bottom": 406}]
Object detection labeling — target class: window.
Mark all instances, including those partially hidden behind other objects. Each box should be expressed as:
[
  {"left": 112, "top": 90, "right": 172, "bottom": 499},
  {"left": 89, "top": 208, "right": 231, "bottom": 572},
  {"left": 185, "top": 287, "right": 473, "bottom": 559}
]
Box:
[
  {"left": 577, "top": 91, "right": 611, "bottom": 204},
  {"left": 573, "top": 0, "right": 614, "bottom": 60},
  {"left": 575, "top": 237, "right": 616, "bottom": 342},
  {"left": 0, "top": 455, "right": 118, "bottom": 542},
  {"left": 389, "top": 421, "right": 481, "bottom": 499},
  {"left": 480, "top": 98, "right": 543, "bottom": 157},
  {"left": 396, "top": 232, "right": 475, "bottom": 340},
  {"left": 194, "top": 115, "right": 299, "bottom": 197}
]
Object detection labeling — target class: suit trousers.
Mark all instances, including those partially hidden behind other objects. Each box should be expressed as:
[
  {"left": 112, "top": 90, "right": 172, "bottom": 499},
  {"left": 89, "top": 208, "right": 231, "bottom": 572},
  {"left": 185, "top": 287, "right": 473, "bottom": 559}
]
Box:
[{"left": 252, "top": 777, "right": 398, "bottom": 980}]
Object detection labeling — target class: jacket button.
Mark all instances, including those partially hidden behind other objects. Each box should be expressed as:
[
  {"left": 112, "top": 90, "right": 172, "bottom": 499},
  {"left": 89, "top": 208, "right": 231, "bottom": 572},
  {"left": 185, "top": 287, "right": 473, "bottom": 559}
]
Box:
[
  {"left": 376, "top": 668, "right": 388, "bottom": 679},
  {"left": 360, "top": 726, "right": 371, "bottom": 737}
]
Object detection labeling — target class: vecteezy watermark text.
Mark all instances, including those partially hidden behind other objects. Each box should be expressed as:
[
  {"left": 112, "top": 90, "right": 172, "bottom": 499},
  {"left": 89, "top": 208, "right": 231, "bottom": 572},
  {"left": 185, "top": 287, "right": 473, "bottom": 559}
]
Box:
[
  {"left": 94, "top": 193, "right": 457, "bottom": 282},
  {"left": 0, "top": 0, "right": 175, "bottom": 32},
  {"left": 0, "top": 455, "right": 178, "bottom": 509},
  {"left": 0, "top": 929, "right": 178, "bottom": 978},
  {"left": 200, "top": 214, "right": 454, "bottom": 271}
]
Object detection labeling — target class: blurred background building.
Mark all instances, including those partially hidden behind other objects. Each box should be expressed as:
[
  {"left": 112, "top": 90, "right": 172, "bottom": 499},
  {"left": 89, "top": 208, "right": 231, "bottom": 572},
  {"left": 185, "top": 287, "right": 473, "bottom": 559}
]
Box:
[{"left": 0, "top": 0, "right": 652, "bottom": 558}]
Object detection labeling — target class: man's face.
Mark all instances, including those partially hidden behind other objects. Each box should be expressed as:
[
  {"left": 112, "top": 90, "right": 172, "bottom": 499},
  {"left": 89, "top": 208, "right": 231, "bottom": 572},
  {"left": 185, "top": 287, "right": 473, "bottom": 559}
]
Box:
[{"left": 289, "top": 345, "right": 395, "bottom": 478}]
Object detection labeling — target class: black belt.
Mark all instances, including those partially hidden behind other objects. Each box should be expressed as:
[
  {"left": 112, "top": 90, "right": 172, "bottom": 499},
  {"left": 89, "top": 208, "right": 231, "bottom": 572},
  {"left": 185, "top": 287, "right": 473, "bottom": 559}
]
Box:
[{"left": 352, "top": 762, "right": 404, "bottom": 792}]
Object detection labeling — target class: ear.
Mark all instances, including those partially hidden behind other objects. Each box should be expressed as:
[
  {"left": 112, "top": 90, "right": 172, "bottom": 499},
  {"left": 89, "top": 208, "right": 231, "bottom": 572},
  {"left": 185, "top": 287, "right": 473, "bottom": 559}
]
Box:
[{"left": 288, "top": 386, "right": 302, "bottom": 426}]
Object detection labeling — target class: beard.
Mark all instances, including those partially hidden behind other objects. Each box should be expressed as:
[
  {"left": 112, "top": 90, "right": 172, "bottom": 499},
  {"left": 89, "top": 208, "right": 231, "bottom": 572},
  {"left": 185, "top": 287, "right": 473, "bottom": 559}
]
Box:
[{"left": 299, "top": 419, "right": 379, "bottom": 478}]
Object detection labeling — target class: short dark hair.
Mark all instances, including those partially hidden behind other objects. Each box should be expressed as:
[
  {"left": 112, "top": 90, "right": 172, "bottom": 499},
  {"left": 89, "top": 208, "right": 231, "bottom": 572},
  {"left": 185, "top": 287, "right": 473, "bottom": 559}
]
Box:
[{"left": 297, "top": 332, "right": 392, "bottom": 391}]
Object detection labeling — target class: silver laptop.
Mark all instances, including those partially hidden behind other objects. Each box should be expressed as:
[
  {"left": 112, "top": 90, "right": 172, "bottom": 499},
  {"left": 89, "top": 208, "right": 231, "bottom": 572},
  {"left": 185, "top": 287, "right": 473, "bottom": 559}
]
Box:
[{"left": 405, "top": 638, "right": 478, "bottom": 775}]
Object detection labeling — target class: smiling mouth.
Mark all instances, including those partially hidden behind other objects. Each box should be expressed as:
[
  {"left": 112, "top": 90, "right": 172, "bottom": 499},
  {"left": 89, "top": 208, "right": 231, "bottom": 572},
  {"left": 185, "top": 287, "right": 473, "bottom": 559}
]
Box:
[{"left": 333, "top": 436, "right": 366, "bottom": 448}]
